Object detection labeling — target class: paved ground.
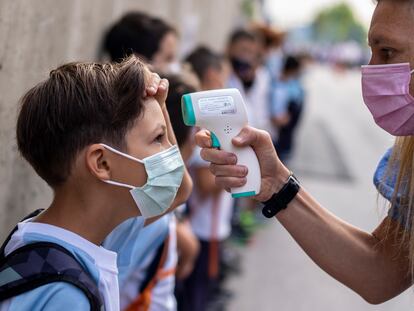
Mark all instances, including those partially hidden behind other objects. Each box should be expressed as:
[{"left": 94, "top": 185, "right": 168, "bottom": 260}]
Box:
[{"left": 226, "top": 65, "right": 414, "bottom": 311}]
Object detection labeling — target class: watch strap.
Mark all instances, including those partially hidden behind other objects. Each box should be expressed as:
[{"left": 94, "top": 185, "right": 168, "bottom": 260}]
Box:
[{"left": 262, "top": 174, "right": 300, "bottom": 218}]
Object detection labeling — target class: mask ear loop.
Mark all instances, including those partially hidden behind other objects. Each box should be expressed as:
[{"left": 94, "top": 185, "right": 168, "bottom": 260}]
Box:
[
  {"left": 102, "top": 179, "right": 135, "bottom": 190},
  {"left": 99, "top": 143, "right": 144, "bottom": 164},
  {"left": 99, "top": 143, "right": 145, "bottom": 189}
]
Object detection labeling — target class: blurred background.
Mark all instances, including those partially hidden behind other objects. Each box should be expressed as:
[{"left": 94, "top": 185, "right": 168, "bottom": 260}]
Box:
[{"left": 0, "top": 0, "right": 413, "bottom": 310}]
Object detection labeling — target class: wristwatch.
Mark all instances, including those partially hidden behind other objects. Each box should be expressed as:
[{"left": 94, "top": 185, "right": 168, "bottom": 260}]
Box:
[{"left": 261, "top": 173, "right": 300, "bottom": 218}]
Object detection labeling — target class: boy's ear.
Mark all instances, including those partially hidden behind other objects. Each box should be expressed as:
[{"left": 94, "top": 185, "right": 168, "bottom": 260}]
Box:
[{"left": 85, "top": 144, "right": 111, "bottom": 181}]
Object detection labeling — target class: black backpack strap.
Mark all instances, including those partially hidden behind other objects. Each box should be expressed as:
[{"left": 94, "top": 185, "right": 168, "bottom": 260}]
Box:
[
  {"left": 0, "top": 209, "right": 44, "bottom": 258},
  {"left": 0, "top": 242, "right": 104, "bottom": 311},
  {"left": 138, "top": 237, "right": 168, "bottom": 294}
]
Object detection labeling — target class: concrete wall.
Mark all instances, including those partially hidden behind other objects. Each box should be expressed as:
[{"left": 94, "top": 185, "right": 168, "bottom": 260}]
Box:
[{"left": 0, "top": 0, "right": 244, "bottom": 240}]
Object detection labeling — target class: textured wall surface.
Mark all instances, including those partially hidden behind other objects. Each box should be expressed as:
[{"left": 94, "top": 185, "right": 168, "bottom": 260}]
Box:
[{"left": 0, "top": 0, "right": 244, "bottom": 240}]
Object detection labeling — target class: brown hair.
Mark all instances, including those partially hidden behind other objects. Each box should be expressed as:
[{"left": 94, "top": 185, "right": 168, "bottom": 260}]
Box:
[{"left": 16, "top": 55, "right": 147, "bottom": 187}]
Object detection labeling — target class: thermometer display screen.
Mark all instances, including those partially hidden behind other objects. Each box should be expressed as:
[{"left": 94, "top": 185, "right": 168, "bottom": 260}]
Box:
[{"left": 198, "top": 96, "right": 237, "bottom": 116}]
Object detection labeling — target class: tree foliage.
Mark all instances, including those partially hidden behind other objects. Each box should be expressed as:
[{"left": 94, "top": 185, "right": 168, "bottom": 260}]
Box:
[{"left": 313, "top": 3, "right": 367, "bottom": 43}]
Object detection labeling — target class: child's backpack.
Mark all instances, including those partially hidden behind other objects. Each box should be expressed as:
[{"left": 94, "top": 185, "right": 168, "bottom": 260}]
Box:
[{"left": 0, "top": 209, "right": 104, "bottom": 310}]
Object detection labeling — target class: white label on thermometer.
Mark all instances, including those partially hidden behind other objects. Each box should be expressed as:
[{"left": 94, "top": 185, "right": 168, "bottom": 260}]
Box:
[{"left": 198, "top": 96, "right": 237, "bottom": 116}]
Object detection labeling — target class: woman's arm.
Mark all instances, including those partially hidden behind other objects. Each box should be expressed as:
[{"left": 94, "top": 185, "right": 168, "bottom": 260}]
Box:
[
  {"left": 197, "top": 126, "right": 412, "bottom": 304},
  {"left": 278, "top": 185, "right": 411, "bottom": 304}
]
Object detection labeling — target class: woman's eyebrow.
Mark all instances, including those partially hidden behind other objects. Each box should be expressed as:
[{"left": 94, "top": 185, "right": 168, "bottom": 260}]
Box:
[{"left": 368, "top": 31, "right": 404, "bottom": 47}]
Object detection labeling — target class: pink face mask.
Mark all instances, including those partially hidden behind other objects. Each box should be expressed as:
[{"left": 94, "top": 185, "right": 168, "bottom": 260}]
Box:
[{"left": 361, "top": 63, "right": 414, "bottom": 136}]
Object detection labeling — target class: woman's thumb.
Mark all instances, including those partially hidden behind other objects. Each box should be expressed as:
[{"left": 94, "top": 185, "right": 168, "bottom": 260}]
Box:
[{"left": 232, "top": 126, "right": 257, "bottom": 147}]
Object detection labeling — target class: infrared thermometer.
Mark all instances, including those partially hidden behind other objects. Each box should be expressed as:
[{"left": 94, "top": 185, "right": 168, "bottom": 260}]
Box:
[{"left": 181, "top": 88, "right": 261, "bottom": 198}]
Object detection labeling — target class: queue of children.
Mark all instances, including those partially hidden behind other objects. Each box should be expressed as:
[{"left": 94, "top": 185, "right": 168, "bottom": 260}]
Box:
[{"left": 0, "top": 11, "right": 306, "bottom": 311}]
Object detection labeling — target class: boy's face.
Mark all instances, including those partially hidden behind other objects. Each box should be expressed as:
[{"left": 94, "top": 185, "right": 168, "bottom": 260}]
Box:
[
  {"left": 78, "top": 69, "right": 173, "bottom": 219},
  {"left": 108, "top": 98, "right": 171, "bottom": 191}
]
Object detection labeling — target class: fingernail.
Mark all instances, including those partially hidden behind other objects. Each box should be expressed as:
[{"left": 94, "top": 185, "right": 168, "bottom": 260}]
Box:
[
  {"left": 234, "top": 137, "right": 243, "bottom": 143},
  {"left": 229, "top": 155, "right": 237, "bottom": 164}
]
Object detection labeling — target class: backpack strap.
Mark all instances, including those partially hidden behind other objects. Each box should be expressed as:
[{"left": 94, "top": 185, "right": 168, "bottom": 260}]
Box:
[
  {"left": 0, "top": 209, "right": 44, "bottom": 258},
  {"left": 138, "top": 237, "right": 168, "bottom": 294},
  {"left": 0, "top": 242, "right": 104, "bottom": 311},
  {"left": 0, "top": 209, "right": 104, "bottom": 310},
  {"left": 124, "top": 236, "right": 170, "bottom": 311}
]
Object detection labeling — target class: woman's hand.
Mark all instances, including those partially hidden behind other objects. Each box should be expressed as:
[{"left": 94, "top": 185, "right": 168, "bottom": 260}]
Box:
[{"left": 195, "top": 126, "right": 290, "bottom": 201}]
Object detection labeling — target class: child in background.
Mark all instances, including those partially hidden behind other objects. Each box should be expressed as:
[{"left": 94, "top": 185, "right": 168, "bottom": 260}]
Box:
[
  {"left": 104, "top": 11, "right": 179, "bottom": 74},
  {"left": 226, "top": 29, "right": 273, "bottom": 136},
  {"left": 182, "top": 46, "right": 235, "bottom": 311},
  {"left": 102, "top": 13, "right": 196, "bottom": 311},
  {"left": 102, "top": 75, "right": 195, "bottom": 310},
  {"left": 0, "top": 56, "right": 189, "bottom": 311},
  {"left": 161, "top": 75, "right": 201, "bottom": 310},
  {"left": 271, "top": 55, "right": 305, "bottom": 163}
]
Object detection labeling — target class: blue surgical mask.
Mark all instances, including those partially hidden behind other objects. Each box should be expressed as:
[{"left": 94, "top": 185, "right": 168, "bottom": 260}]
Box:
[{"left": 100, "top": 144, "right": 185, "bottom": 219}]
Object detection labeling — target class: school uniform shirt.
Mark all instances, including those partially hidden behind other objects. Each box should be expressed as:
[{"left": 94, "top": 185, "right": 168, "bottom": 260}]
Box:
[
  {"left": 270, "top": 78, "right": 305, "bottom": 118},
  {"left": 227, "top": 66, "right": 273, "bottom": 137},
  {"left": 266, "top": 48, "right": 284, "bottom": 82},
  {"left": 188, "top": 148, "right": 234, "bottom": 241},
  {"left": 0, "top": 217, "right": 119, "bottom": 311},
  {"left": 104, "top": 213, "right": 177, "bottom": 311},
  {"left": 374, "top": 148, "right": 411, "bottom": 229}
]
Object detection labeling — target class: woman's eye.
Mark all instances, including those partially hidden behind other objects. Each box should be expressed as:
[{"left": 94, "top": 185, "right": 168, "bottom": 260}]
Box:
[{"left": 381, "top": 48, "right": 394, "bottom": 60}]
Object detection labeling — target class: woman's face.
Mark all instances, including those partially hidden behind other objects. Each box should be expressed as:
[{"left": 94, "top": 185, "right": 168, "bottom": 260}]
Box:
[
  {"left": 369, "top": 0, "right": 414, "bottom": 94},
  {"left": 152, "top": 32, "right": 178, "bottom": 73}
]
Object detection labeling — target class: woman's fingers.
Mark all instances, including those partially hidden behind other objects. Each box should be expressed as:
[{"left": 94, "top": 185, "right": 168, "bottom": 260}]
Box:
[
  {"left": 200, "top": 148, "right": 237, "bottom": 165},
  {"left": 215, "top": 176, "right": 247, "bottom": 189},
  {"left": 210, "top": 164, "right": 248, "bottom": 178}
]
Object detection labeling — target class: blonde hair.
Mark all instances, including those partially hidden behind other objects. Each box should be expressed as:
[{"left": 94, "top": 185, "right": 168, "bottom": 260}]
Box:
[{"left": 389, "top": 137, "right": 414, "bottom": 273}]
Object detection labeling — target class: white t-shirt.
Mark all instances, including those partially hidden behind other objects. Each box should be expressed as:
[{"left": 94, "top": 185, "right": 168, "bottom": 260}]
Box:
[
  {"left": 227, "top": 67, "right": 273, "bottom": 137},
  {"left": 189, "top": 148, "right": 234, "bottom": 241},
  {"left": 1, "top": 217, "right": 119, "bottom": 311}
]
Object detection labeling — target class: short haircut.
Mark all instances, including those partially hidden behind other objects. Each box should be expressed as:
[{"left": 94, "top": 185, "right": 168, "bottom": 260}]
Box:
[
  {"left": 228, "top": 28, "right": 257, "bottom": 46},
  {"left": 16, "top": 55, "right": 147, "bottom": 187},
  {"left": 185, "top": 46, "right": 223, "bottom": 82},
  {"left": 164, "top": 75, "right": 196, "bottom": 147},
  {"left": 104, "top": 12, "right": 176, "bottom": 62}
]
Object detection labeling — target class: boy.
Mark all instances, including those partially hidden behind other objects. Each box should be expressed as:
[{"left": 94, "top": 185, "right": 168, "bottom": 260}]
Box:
[
  {"left": 103, "top": 75, "right": 199, "bottom": 311},
  {"left": 184, "top": 46, "right": 235, "bottom": 311},
  {"left": 0, "top": 55, "right": 189, "bottom": 311},
  {"left": 271, "top": 55, "right": 305, "bottom": 162},
  {"left": 226, "top": 29, "right": 273, "bottom": 136}
]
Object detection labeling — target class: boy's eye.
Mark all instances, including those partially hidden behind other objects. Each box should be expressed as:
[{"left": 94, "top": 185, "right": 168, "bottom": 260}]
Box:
[{"left": 154, "top": 133, "right": 165, "bottom": 143}]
